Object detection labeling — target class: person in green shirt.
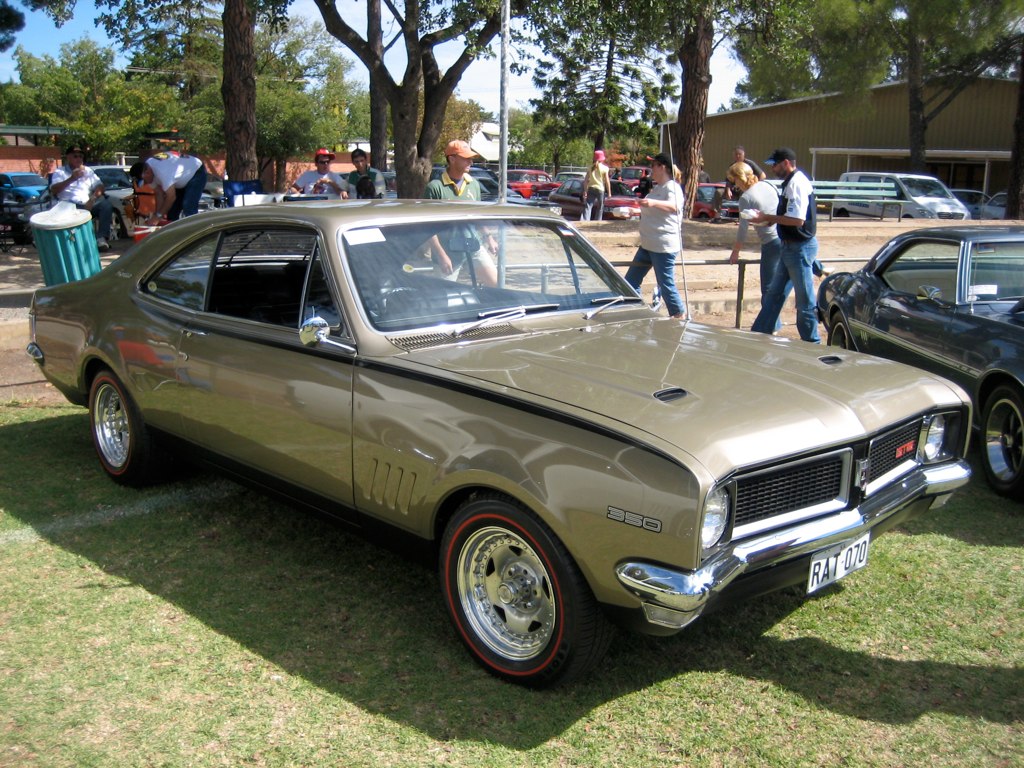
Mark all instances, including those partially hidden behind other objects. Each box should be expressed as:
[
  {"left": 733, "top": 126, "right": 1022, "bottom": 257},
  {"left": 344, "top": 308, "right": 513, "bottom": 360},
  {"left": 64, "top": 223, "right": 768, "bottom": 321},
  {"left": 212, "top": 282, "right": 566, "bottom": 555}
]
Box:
[
  {"left": 345, "top": 148, "right": 386, "bottom": 198},
  {"left": 423, "top": 140, "right": 497, "bottom": 285}
]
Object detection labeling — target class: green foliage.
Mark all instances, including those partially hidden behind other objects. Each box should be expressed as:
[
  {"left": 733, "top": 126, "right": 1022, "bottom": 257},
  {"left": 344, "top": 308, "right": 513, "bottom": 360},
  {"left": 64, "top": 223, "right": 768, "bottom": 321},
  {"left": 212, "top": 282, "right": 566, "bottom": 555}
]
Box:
[{"left": 6, "top": 38, "right": 182, "bottom": 159}]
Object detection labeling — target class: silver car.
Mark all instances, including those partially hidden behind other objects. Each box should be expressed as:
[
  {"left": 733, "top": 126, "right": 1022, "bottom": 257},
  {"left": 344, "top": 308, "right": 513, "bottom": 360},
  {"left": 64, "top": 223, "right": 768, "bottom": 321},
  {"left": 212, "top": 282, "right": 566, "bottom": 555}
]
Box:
[{"left": 27, "top": 200, "right": 972, "bottom": 687}]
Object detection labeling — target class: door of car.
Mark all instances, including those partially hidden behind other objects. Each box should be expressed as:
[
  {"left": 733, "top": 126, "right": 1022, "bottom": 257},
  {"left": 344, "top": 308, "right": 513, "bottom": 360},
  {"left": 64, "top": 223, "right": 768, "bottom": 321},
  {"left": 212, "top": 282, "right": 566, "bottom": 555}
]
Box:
[
  {"left": 553, "top": 179, "right": 584, "bottom": 218},
  {"left": 863, "top": 240, "right": 962, "bottom": 380},
  {"left": 170, "top": 227, "right": 358, "bottom": 514}
]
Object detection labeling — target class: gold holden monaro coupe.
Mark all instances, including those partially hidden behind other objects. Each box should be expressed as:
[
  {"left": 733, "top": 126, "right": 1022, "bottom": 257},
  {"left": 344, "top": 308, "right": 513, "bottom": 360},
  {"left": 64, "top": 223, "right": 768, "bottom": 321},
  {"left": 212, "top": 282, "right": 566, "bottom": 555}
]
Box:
[{"left": 27, "top": 200, "right": 972, "bottom": 687}]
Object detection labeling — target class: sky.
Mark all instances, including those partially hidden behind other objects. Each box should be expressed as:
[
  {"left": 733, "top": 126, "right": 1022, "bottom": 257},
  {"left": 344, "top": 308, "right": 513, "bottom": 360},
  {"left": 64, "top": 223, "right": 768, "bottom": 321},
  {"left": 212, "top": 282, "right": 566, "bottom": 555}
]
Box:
[{"left": 2, "top": 1, "right": 744, "bottom": 117}]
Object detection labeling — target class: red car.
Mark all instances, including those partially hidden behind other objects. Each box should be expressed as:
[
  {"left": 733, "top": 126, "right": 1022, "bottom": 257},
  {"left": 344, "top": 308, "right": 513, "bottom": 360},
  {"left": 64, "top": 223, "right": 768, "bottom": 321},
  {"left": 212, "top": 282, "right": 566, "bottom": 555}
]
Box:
[
  {"left": 614, "top": 165, "right": 650, "bottom": 189},
  {"left": 547, "top": 178, "right": 641, "bottom": 220},
  {"left": 506, "top": 169, "right": 553, "bottom": 199},
  {"left": 535, "top": 171, "right": 583, "bottom": 199},
  {"left": 690, "top": 182, "right": 739, "bottom": 220}
]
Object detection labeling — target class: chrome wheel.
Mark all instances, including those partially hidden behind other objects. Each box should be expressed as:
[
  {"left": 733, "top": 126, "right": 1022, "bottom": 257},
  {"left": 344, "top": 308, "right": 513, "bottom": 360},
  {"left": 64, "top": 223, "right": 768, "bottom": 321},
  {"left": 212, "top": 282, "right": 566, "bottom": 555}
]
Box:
[
  {"left": 92, "top": 379, "right": 130, "bottom": 469},
  {"left": 455, "top": 525, "right": 555, "bottom": 661},
  {"left": 983, "top": 385, "right": 1024, "bottom": 497}
]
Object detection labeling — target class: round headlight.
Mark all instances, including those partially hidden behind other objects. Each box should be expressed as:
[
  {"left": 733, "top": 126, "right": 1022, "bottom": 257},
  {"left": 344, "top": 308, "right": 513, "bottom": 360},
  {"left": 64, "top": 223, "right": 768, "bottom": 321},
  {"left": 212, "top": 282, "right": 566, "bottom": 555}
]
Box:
[
  {"left": 923, "top": 414, "right": 947, "bottom": 461},
  {"left": 702, "top": 487, "right": 730, "bottom": 550}
]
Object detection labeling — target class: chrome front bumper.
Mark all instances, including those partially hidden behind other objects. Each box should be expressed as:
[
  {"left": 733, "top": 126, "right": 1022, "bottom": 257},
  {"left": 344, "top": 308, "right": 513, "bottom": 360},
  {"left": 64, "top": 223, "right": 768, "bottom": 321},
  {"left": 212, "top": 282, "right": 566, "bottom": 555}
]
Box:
[{"left": 615, "top": 460, "right": 971, "bottom": 629}]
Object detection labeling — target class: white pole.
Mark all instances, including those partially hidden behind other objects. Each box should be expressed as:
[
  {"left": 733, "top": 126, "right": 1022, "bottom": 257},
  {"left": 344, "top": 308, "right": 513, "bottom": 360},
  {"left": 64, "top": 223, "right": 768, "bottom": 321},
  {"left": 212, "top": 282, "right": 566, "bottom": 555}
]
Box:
[{"left": 499, "top": 0, "right": 509, "bottom": 204}]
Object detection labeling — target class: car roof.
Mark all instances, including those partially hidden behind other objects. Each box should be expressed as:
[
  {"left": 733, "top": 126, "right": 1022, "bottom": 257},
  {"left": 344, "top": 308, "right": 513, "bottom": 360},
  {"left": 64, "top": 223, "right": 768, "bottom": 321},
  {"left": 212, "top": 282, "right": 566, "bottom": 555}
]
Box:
[{"left": 888, "top": 225, "right": 1024, "bottom": 244}]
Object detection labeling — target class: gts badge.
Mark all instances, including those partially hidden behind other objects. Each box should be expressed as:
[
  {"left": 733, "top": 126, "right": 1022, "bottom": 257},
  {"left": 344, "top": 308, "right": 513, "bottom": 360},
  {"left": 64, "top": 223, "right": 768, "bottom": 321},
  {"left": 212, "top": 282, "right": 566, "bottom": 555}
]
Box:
[{"left": 607, "top": 506, "right": 662, "bottom": 533}]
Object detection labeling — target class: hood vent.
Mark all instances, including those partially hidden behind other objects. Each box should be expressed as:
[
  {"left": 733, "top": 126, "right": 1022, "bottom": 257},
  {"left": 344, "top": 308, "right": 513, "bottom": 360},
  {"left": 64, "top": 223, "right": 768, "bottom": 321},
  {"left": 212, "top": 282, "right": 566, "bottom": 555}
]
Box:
[
  {"left": 818, "top": 355, "right": 843, "bottom": 365},
  {"left": 653, "top": 387, "right": 688, "bottom": 403}
]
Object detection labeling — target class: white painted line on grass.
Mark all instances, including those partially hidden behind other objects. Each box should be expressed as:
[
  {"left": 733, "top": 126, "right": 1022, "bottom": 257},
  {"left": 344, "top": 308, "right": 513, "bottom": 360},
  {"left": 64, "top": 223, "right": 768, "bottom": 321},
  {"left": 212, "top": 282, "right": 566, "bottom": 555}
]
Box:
[{"left": 0, "top": 479, "right": 244, "bottom": 547}]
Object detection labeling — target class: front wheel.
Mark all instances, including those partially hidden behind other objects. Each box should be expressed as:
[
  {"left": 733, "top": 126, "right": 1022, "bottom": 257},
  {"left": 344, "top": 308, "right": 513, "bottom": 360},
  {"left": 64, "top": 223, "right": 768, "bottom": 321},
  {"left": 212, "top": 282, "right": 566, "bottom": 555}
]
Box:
[
  {"left": 440, "top": 494, "right": 614, "bottom": 687},
  {"left": 981, "top": 384, "right": 1024, "bottom": 499},
  {"left": 826, "top": 312, "right": 856, "bottom": 350},
  {"left": 89, "top": 369, "right": 166, "bottom": 486}
]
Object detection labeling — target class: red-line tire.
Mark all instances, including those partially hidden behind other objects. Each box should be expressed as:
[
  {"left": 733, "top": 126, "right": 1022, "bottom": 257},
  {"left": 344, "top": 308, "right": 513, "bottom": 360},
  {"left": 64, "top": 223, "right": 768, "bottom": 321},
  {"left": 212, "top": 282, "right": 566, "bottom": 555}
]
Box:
[
  {"left": 440, "top": 493, "right": 614, "bottom": 688},
  {"left": 88, "top": 369, "right": 165, "bottom": 487}
]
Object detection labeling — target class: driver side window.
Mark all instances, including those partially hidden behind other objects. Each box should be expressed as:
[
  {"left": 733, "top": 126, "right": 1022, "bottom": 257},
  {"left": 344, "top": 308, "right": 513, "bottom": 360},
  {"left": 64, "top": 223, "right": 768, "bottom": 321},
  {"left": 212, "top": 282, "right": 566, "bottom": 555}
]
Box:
[{"left": 880, "top": 242, "right": 960, "bottom": 302}]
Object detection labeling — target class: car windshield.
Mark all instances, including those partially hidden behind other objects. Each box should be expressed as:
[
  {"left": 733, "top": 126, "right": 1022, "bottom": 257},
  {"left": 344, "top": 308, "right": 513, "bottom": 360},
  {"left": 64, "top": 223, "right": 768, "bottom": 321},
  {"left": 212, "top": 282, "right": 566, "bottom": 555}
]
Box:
[
  {"left": 609, "top": 181, "right": 634, "bottom": 197},
  {"left": 902, "top": 177, "right": 952, "bottom": 199},
  {"left": 95, "top": 169, "right": 133, "bottom": 190},
  {"left": 342, "top": 218, "right": 635, "bottom": 332},
  {"left": 968, "top": 241, "right": 1024, "bottom": 301},
  {"left": 10, "top": 174, "right": 47, "bottom": 187}
]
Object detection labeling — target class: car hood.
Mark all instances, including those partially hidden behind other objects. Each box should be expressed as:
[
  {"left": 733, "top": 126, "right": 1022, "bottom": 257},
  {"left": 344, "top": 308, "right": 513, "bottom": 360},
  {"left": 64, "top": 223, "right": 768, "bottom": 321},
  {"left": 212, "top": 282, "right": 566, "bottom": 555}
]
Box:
[
  {"left": 399, "top": 318, "right": 965, "bottom": 478},
  {"left": 8, "top": 186, "right": 46, "bottom": 199}
]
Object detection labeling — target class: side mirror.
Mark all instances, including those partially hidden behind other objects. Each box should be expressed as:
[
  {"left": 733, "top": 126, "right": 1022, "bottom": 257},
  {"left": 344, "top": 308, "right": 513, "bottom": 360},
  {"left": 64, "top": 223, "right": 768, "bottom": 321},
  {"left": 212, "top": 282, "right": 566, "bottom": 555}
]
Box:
[{"left": 299, "top": 316, "right": 356, "bottom": 353}]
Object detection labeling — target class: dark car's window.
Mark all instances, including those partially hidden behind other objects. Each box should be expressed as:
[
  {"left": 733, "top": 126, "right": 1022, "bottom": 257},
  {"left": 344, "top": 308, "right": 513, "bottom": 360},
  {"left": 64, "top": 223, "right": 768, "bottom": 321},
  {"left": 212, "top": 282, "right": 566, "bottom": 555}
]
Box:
[
  {"left": 147, "top": 237, "right": 219, "bottom": 310},
  {"left": 696, "top": 186, "right": 714, "bottom": 203},
  {"left": 343, "top": 218, "right": 632, "bottom": 332},
  {"left": 968, "top": 241, "right": 1024, "bottom": 301},
  {"left": 880, "top": 241, "right": 960, "bottom": 302},
  {"left": 609, "top": 181, "right": 633, "bottom": 196}
]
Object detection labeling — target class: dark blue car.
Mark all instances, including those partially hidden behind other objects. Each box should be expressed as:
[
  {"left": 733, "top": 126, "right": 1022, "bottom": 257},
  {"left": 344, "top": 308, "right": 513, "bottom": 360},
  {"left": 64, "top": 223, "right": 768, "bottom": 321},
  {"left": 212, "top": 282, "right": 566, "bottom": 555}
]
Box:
[{"left": 817, "top": 225, "right": 1024, "bottom": 498}]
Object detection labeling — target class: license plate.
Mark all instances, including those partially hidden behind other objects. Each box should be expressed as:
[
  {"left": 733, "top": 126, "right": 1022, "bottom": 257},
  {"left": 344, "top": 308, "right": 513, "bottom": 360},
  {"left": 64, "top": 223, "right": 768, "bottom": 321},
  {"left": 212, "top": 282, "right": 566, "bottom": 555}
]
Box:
[
  {"left": 807, "top": 533, "right": 870, "bottom": 593},
  {"left": 0, "top": 224, "right": 11, "bottom": 231}
]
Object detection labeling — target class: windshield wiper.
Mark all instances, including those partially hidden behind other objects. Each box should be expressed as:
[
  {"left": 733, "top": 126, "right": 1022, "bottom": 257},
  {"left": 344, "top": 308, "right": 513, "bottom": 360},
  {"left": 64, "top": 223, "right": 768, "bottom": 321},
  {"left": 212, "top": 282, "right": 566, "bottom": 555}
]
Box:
[
  {"left": 451, "top": 304, "right": 559, "bottom": 338},
  {"left": 584, "top": 295, "right": 644, "bottom": 320}
]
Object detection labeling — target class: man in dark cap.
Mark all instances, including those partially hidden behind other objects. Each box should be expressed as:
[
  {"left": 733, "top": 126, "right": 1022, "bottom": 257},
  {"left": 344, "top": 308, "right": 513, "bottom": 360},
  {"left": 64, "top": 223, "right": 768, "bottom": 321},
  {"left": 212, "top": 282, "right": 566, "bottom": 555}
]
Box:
[
  {"left": 750, "top": 147, "right": 820, "bottom": 343},
  {"left": 48, "top": 145, "right": 114, "bottom": 251}
]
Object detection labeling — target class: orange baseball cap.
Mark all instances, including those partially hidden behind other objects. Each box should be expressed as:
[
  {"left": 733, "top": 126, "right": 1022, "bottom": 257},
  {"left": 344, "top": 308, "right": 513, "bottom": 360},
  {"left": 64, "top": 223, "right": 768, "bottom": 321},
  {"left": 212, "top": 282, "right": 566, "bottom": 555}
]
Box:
[{"left": 445, "top": 140, "right": 478, "bottom": 159}]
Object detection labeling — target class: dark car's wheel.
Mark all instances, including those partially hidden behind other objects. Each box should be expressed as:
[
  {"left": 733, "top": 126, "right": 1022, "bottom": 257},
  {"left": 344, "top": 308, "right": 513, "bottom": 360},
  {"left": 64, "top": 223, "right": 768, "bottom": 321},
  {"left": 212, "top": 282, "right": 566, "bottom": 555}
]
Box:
[
  {"left": 981, "top": 384, "right": 1024, "bottom": 499},
  {"left": 440, "top": 493, "right": 614, "bottom": 687},
  {"left": 89, "top": 369, "right": 165, "bottom": 486},
  {"left": 826, "top": 312, "right": 856, "bottom": 350}
]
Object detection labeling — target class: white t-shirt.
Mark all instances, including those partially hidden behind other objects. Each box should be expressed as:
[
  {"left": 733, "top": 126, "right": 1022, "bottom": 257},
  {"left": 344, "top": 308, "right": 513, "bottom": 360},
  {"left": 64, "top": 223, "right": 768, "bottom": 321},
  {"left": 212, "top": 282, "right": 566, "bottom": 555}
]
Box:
[
  {"left": 50, "top": 165, "right": 101, "bottom": 205},
  {"left": 639, "top": 179, "right": 684, "bottom": 254},
  {"left": 292, "top": 170, "right": 345, "bottom": 199},
  {"left": 145, "top": 154, "right": 203, "bottom": 191}
]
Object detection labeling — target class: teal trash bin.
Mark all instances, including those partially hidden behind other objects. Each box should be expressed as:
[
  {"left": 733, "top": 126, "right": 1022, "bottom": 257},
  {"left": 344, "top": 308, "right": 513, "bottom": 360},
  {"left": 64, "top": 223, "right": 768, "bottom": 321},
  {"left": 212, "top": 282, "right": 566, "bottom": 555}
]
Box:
[{"left": 29, "top": 201, "right": 102, "bottom": 286}]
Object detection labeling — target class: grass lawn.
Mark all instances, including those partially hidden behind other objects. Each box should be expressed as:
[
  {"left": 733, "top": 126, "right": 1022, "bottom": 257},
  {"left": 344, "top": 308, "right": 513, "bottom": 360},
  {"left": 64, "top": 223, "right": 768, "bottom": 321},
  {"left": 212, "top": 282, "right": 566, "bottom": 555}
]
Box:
[{"left": 0, "top": 402, "right": 1021, "bottom": 767}]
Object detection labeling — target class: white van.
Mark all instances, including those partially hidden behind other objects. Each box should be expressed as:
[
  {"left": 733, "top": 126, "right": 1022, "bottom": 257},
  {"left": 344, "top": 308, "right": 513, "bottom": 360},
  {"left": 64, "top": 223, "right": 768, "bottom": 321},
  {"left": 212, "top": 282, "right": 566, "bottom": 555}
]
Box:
[{"left": 837, "top": 172, "right": 971, "bottom": 220}]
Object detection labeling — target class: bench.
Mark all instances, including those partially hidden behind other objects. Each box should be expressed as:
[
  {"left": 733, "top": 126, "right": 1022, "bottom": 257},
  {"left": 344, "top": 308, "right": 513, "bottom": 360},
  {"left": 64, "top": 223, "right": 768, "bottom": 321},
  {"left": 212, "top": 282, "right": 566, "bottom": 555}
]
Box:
[{"left": 810, "top": 181, "right": 904, "bottom": 222}]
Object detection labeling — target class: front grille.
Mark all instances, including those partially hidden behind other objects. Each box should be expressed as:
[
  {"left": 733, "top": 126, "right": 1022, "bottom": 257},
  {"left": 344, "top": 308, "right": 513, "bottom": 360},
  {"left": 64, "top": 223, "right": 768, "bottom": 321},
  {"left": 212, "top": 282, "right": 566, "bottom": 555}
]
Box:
[
  {"left": 729, "top": 416, "right": 926, "bottom": 538},
  {"left": 937, "top": 212, "right": 966, "bottom": 220},
  {"left": 734, "top": 453, "right": 846, "bottom": 529},
  {"left": 867, "top": 421, "right": 920, "bottom": 483}
]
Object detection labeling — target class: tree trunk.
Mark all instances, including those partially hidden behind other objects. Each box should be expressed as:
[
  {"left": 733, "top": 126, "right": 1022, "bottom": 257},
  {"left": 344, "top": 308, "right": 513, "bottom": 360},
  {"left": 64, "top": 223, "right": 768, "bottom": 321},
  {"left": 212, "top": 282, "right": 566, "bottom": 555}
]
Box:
[
  {"left": 368, "top": 0, "right": 388, "bottom": 171},
  {"left": 669, "top": 13, "right": 713, "bottom": 218},
  {"left": 906, "top": 16, "right": 927, "bottom": 172},
  {"left": 221, "top": 0, "right": 258, "bottom": 181},
  {"left": 1005, "top": 42, "right": 1024, "bottom": 220}
]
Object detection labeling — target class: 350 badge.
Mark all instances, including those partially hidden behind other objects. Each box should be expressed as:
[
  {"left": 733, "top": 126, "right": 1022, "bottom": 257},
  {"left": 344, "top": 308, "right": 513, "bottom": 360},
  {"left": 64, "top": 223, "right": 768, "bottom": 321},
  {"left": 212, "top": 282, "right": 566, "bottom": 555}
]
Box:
[{"left": 607, "top": 506, "right": 662, "bottom": 533}]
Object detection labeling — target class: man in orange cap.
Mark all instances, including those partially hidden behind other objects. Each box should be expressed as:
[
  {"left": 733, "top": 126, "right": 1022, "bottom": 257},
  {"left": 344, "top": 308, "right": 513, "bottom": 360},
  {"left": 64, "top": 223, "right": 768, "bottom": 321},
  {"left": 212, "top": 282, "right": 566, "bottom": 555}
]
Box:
[
  {"left": 290, "top": 148, "right": 346, "bottom": 198},
  {"left": 423, "top": 138, "right": 497, "bottom": 285}
]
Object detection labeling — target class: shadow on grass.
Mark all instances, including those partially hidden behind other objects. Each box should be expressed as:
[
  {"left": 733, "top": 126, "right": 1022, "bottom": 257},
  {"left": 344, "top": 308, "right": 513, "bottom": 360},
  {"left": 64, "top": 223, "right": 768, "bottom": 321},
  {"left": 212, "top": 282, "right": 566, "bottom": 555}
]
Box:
[{"left": 2, "top": 410, "right": 1021, "bottom": 749}]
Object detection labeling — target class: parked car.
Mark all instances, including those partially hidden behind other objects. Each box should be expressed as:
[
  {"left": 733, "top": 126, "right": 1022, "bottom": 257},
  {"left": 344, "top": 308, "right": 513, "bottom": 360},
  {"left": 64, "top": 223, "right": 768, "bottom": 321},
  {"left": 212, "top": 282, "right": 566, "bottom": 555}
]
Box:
[
  {"left": 28, "top": 201, "right": 971, "bottom": 687},
  {"left": 535, "top": 171, "right": 584, "bottom": 199},
  {"left": 476, "top": 175, "right": 562, "bottom": 215},
  {"left": 548, "top": 178, "right": 641, "bottom": 220},
  {"left": 506, "top": 169, "right": 553, "bottom": 199},
  {"left": 692, "top": 183, "right": 732, "bottom": 220},
  {"left": 837, "top": 172, "right": 971, "bottom": 220},
  {"left": 91, "top": 165, "right": 139, "bottom": 240},
  {"left": 817, "top": 225, "right": 1024, "bottom": 497},
  {"left": 614, "top": 165, "right": 649, "bottom": 189},
  {"left": 981, "top": 191, "right": 1007, "bottom": 220},
  {"left": 0, "top": 172, "right": 50, "bottom": 245},
  {"left": 950, "top": 188, "right": 988, "bottom": 219}
]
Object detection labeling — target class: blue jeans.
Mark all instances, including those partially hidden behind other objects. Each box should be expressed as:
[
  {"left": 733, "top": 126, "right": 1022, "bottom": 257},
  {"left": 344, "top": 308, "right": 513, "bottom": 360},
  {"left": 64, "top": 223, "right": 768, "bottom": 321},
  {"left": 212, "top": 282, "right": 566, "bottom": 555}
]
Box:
[
  {"left": 751, "top": 237, "right": 820, "bottom": 343},
  {"left": 583, "top": 189, "right": 604, "bottom": 221},
  {"left": 760, "top": 237, "right": 787, "bottom": 332},
  {"left": 168, "top": 165, "right": 208, "bottom": 220},
  {"left": 624, "top": 247, "right": 686, "bottom": 317},
  {"left": 76, "top": 196, "right": 112, "bottom": 240}
]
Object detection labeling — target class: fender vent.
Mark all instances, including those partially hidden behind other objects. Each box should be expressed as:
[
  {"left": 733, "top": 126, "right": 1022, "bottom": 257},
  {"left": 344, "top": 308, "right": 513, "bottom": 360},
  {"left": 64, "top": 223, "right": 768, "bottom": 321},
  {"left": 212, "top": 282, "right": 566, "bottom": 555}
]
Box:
[{"left": 653, "top": 387, "right": 688, "bottom": 403}]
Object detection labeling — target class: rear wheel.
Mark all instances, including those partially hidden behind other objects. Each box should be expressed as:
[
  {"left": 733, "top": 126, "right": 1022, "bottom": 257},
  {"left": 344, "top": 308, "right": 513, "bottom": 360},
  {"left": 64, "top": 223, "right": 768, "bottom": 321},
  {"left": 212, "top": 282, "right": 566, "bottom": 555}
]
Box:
[
  {"left": 89, "top": 369, "right": 166, "bottom": 486},
  {"left": 981, "top": 384, "right": 1024, "bottom": 499},
  {"left": 440, "top": 493, "right": 614, "bottom": 687},
  {"left": 826, "top": 312, "right": 856, "bottom": 350}
]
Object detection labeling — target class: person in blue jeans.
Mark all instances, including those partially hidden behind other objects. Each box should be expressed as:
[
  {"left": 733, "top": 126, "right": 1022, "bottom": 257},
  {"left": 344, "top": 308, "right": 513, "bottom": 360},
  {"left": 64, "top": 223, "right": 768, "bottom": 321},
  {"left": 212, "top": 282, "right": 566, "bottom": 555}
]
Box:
[
  {"left": 750, "top": 147, "right": 820, "bottom": 343},
  {"left": 140, "top": 152, "right": 208, "bottom": 224},
  {"left": 624, "top": 153, "right": 686, "bottom": 319}
]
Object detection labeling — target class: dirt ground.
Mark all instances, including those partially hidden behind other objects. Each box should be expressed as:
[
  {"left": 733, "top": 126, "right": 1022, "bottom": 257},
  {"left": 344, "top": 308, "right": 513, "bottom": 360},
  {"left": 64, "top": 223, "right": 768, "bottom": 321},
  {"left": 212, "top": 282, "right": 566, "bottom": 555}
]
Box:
[{"left": 1, "top": 217, "right": 994, "bottom": 406}]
